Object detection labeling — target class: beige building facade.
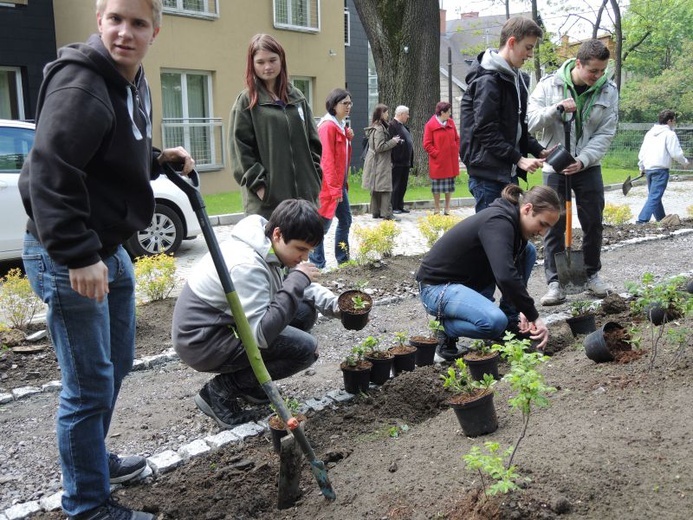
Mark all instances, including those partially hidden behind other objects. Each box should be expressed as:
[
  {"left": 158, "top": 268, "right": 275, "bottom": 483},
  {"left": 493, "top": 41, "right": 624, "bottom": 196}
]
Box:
[{"left": 53, "top": 0, "right": 346, "bottom": 194}]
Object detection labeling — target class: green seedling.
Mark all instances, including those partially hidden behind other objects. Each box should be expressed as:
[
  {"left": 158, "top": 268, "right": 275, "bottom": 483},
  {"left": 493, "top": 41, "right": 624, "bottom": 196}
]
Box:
[{"left": 463, "top": 442, "right": 521, "bottom": 499}]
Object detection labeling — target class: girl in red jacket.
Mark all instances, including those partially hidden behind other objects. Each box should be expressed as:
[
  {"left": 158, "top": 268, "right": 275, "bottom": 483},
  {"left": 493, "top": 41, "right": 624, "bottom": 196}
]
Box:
[
  {"left": 309, "top": 88, "right": 354, "bottom": 268},
  {"left": 423, "top": 101, "right": 460, "bottom": 215}
]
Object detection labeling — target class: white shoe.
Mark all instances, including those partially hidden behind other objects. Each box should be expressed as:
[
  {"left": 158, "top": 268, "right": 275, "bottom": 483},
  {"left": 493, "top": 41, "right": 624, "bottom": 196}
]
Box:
[
  {"left": 587, "top": 274, "right": 610, "bottom": 297},
  {"left": 540, "top": 281, "right": 566, "bottom": 306}
]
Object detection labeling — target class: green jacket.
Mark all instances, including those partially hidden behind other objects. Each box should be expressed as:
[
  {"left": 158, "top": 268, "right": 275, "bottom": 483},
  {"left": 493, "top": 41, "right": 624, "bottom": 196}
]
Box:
[{"left": 229, "top": 84, "right": 322, "bottom": 218}]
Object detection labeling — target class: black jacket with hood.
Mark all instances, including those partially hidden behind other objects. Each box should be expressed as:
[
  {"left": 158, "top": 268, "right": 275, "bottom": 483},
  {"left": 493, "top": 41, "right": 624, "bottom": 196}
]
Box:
[
  {"left": 415, "top": 197, "right": 539, "bottom": 322},
  {"left": 19, "top": 34, "right": 161, "bottom": 268},
  {"left": 459, "top": 49, "right": 544, "bottom": 183}
]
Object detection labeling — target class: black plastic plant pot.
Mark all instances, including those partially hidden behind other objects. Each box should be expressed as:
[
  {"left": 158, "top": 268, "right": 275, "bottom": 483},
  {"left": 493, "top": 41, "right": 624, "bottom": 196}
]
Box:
[
  {"left": 644, "top": 303, "right": 676, "bottom": 326},
  {"left": 409, "top": 337, "right": 437, "bottom": 367},
  {"left": 463, "top": 352, "right": 500, "bottom": 381},
  {"left": 566, "top": 314, "right": 597, "bottom": 337},
  {"left": 270, "top": 424, "right": 288, "bottom": 454},
  {"left": 686, "top": 279, "right": 693, "bottom": 294},
  {"left": 389, "top": 346, "right": 417, "bottom": 375},
  {"left": 338, "top": 290, "right": 373, "bottom": 331},
  {"left": 449, "top": 391, "right": 498, "bottom": 437},
  {"left": 341, "top": 361, "right": 372, "bottom": 394},
  {"left": 583, "top": 322, "right": 621, "bottom": 363},
  {"left": 545, "top": 144, "right": 575, "bottom": 172},
  {"left": 365, "top": 355, "right": 394, "bottom": 385}
]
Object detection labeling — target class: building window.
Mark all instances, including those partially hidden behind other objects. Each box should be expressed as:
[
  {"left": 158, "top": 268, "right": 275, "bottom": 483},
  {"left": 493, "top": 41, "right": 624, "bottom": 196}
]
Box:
[
  {"left": 0, "top": 67, "right": 25, "bottom": 120},
  {"left": 160, "top": 71, "right": 224, "bottom": 170},
  {"left": 344, "top": 8, "right": 350, "bottom": 46},
  {"left": 274, "top": 0, "right": 320, "bottom": 32},
  {"left": 162, "top": 0, "right": 219, "bottom": 18},
  {"left": 291, "top": 77, "right": 313, "bottom": 109}
]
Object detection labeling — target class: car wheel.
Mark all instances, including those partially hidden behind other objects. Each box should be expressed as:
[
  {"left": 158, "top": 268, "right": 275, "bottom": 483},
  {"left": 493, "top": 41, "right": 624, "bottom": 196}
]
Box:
[{"left": 125, "top": 203, "right": 184, "bottom": 257}]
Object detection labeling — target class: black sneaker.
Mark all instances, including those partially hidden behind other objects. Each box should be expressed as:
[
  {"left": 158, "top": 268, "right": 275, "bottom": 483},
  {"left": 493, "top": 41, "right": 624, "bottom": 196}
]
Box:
[
  {"left": 435, "top": 332, "right": 464, "bottom": 362},
  {"left": 70, "top": 498, "right": 153, "bottom": 520},
  {"left": 194, "top": 382, "right": 259, "bottom": 429},
  {"left": 237, "top": 388, "right": 271, "bottom": 405},
  {"left": 108, "top": 453, "right": 147, "bottom": 484}
]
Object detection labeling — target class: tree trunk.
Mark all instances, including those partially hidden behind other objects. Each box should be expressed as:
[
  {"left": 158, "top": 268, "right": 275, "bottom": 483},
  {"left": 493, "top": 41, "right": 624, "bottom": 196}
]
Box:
[
  {"left": 609, "top": 0, "right": 622, "bottom": 92},
  {"left": 352, "top": 0, "right": 440, "bottom": 176}
]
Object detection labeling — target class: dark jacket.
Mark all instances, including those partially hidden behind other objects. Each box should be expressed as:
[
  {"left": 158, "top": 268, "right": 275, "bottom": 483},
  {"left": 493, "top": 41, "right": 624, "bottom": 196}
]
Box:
[
  {"left": 229, "top": 84, "right": 322, "bottom": 219},
  {"left": 459, "top": 49, "right": 544, "bottom": 183},
  {"left": 388, "top": 118, "right": 413, "bottom": 167},
  {"left": 19, "top": 34, "right": 160, "bottom": 269},
  {"left": 415, "top": 197, "right": 539, "bottom": 322}
]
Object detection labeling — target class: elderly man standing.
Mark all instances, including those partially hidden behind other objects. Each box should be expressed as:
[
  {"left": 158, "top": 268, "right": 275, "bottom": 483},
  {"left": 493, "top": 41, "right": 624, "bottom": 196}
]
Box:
[{"left": 389, "top": 105, "right": 414, "bottom": 213}]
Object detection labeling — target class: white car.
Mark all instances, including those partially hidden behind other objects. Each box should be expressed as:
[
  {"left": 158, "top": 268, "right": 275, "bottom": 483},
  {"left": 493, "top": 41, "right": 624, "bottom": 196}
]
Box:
[{"left": 0, "top": 119, "right": 201, "bottom": 261}]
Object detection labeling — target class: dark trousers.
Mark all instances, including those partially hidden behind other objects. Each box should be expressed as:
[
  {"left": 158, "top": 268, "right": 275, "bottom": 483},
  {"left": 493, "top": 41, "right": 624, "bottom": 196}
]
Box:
[
  {"left": 392, "top": 165, "right": 410, "bottom": 210},
  {"left": 543, "top": 166, "right": 605, "bottom": 283}
]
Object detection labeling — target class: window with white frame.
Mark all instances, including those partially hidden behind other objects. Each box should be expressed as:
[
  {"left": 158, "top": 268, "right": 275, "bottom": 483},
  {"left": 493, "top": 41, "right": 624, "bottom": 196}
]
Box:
[
  {"left": 160, "top": 71, "right": 223, "bottom": 170},
  {"left": 344, "top": 8, "right": 350, "bottom": 46},
  {"left": 291, "top": 77, "right": 313, "bottom": 109},
  {"left": 162, "top": 0, "right": 219, "bottom": 18},
  {"left": 274, "top": 0, "right": 320, "bottom": 32},
  {"left": 0, "top": 67, "right": 25, "bottom": 120}
]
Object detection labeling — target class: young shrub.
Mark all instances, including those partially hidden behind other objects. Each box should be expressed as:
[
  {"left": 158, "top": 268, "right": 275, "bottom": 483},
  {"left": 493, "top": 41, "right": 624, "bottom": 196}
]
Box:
[
  {"left": 463, "top": 442, "right": 520, "bottom": 498},
  {"left": 352, "top": 220, "right": 400, "bottom": 265},
  {"left": 134, "top": 253, "right": 178, "bottom": 303},
  {"left": 416, "top": 213, "right": 462, "bottom": 248},
  {"left": 603, "top": 203, "right": 633, "bottom": 226},
  {"left": 0, "top": 268, "right": 43, "bottom": 330}
]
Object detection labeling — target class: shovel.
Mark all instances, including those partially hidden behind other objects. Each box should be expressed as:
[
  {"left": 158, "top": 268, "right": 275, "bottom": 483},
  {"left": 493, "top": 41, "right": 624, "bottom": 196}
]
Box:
[
  {"left": 550, "top": 109, "right": 588, "bottom": 293},
  {"left": 622, "top": 171, "right": 645, "bottom": 196},
  {"left": 162, "top": 163, "right": 336, "bottom": 502}
]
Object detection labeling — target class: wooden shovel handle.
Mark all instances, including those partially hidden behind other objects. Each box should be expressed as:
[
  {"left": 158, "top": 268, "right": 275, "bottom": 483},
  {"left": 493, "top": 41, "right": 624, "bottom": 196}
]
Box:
[{"left": 565, "top": 176, "right": 572, "bottom": 248}]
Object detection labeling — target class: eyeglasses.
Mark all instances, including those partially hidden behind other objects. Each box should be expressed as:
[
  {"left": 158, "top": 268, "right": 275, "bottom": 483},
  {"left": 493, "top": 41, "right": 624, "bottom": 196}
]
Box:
[{"left": 339, "top": 101, "right": 353, "bottom": 107}]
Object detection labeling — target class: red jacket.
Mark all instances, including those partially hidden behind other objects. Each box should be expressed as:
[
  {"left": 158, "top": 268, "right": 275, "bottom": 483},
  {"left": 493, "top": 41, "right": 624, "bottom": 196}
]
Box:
[
  {"left": 317, "top": 116, "right": 352, "bottom": 219},
  {"left": 423, "top": 115, "right": 460, "bottom": 179}
]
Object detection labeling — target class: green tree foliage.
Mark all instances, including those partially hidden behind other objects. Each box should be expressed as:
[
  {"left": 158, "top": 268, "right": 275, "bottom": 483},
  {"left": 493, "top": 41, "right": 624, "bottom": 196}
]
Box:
[{"left": 619, "top": 40, "right": 693, "bottom": 122}]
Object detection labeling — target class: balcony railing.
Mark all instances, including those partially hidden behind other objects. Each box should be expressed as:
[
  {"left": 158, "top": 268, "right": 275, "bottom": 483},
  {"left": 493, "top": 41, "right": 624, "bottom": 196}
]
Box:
[{"left": 161, "top": 118, "right": 224, "bottom": 171}]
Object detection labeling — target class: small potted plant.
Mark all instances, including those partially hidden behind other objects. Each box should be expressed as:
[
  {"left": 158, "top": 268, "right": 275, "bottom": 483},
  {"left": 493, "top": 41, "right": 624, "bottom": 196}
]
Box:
[
  {"left": 463, "top": 339, "right": 501, "bottom": 381},
  {"left": 267, "top": 398, "right": 306, "bottom": 453},
  {"left": 626, "top": 273, "right": 691, "bottom": 326},
  {"left": 583, "top": 321, "right": 632, "bottom": 363},
  {"left": 337, "top": 281, "right": 373, "bottom": 331},
  {"left": 566, "top": 300, "right": 598, "bottom": 336},
  {"left": 440, "top": 358, "right": 498, "bottom": 437},
  {"left": 362, "top": 335, "right": 394, "bottom": 385},
  {"left": 409, "top": 319, "right": 442, "bottom": 366},
  {"left": 340, "top": 343, "right": 372, "bottom": 394},
  {"left": 388, "top": 331, "right": 417, "bottom": 375}
]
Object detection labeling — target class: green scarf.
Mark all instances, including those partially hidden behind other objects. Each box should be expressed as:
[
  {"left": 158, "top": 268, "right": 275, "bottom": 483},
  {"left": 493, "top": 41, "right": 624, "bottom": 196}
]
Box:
[{"left": 561, "top": 59, "right": 608, "bottom": 141}]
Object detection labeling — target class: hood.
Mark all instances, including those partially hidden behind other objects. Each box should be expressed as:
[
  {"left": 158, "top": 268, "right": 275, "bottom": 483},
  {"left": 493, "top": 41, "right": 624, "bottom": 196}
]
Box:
[
  {"left": 649, "top": 124, "right": 670, "bottom": 137},
  {"left": 230, "top": 214, "right": 278, "bottom": 264},
  {"left": 40, "top": 34, "right": 151, "bottom": 139},
  {"left": 465, "top": 49, "right": 516, "bottom": 84},
  {"left": 559, "top": 58, "right": 609, "bottom": 93},
  {"left": 318, "top": 113, "right": 345, "bottom": 130}
]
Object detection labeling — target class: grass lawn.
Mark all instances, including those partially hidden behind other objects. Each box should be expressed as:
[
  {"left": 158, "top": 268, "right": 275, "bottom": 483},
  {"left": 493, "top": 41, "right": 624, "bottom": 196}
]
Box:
[{"left": 202, "top": 167, "right": 633, "bottom": 216}]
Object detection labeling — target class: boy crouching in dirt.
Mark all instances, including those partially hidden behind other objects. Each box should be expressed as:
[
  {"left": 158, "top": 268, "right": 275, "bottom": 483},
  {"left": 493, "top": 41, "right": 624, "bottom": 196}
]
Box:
[{"left": 172, "top": 199, "right": 342, "bottom": 428}]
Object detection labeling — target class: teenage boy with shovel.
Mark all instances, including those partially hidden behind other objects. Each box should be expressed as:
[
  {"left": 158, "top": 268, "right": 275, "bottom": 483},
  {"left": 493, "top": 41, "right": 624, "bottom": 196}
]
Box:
[
  {"left": 528, "top": 39, "right": 619, "bottom": 305},
  {"left": 171, "top": 199, "right": 343, "bottom": 429}
]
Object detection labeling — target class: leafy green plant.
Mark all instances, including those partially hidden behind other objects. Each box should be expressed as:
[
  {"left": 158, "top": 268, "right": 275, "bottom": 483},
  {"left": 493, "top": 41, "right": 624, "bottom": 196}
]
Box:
[
  {"left": 360, "top": 335, "right": 382, "bottom": 356},
  {"left": 427, "top": 319, "right": 444, "bottom": 338},
  {"left": 387, "top": 424, "right": 409, "bottom": 438},
  {"left": 666, "top": 326, "right": 690, "bottom": 367},
  {"left": 463, "top": 442, "right": 521, "bottom": 498},
  {"left": 440, "top": 358, "right": 497, "bottom": 396},
  {"left": 344, "top": 343, "right": 367, "bottom": 367},
  {"left": 351, "top": 293, "right": 370, "bottom": 310},
  {"left": 570, "top": 300, "right": 597, "bottom": 317},
  {"left": 468, "top": 338, "right": 495, "bottom": 356},
  {"left": 134, "top": 253, "right": 178, "bottom": 303},
  {"left": 394, "top": 331, "right": 408, "bottom": 348},
  {"left": 352, "top": 220, "right": 400, "bottom": 265},
  {"left": 626, "top": 272, "right": 692, "bottom": 318},
  {"left": 603, "top": 202, "right": 633, "bottom": 225},
  {"left": 416, "top": 213, "right": 462, "bottom": 247},
  {"left": 495, "top": 332, "right": 556, "bottom": 467},
  {"left": 0, "top": 268, "right": 43, "bottom": 330}
]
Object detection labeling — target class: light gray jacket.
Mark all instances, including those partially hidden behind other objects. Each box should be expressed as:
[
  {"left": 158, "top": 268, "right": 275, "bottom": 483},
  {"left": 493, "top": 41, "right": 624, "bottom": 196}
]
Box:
[
  {"left": 527, "top": 60, "right": 619, "bottom": 173},
  {"left": 172, "top": 214, "right": 339, "bottom": 371}
]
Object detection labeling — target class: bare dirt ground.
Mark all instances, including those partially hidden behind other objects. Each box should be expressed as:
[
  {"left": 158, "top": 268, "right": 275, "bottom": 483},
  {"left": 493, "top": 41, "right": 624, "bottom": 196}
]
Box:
[{"left": 1, "top": 221, "right": 693, "bottom": 519}]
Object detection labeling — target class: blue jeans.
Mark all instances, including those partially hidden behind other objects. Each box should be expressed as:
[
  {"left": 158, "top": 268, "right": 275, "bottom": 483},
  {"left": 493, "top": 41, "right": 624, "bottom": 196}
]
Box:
[
  {"left": 22, "top": 233, "right": 136, "bottom": 516},
  {"left": 419, "top": 282, "right": 508, "bottom": 340},
  {"left": 638, "top": 168, "right": 669, "bottom": 223},
  {"left": 309, "top": 187, "right": 352, "bottom": 268},
  {"left": 468, "top": 175, "right": 519, "bottom": 213}
]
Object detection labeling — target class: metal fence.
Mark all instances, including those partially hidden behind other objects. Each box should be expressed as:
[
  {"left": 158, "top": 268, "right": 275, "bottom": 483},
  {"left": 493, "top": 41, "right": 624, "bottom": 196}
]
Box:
[{"left": 604, "top": 123, "right": 693, "bottom": 173}]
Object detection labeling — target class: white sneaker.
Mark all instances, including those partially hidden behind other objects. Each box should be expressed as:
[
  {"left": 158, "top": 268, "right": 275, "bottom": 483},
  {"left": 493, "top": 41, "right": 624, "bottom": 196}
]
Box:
[
  {"left": 540, "top": 281, "right": 566, "bottom": 306},
  {"left": 587, "top": 274, "right": 610, "bottom": 297}
]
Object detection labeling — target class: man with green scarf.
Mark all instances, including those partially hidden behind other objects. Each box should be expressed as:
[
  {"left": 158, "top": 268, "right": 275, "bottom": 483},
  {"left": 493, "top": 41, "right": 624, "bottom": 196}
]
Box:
[{"left": 527, "top": 39, "right": 619, "bottom": 305}]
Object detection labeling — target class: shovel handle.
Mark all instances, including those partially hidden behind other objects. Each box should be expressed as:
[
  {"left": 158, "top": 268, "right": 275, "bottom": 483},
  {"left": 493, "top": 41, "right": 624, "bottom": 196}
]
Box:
[{"left": 565, "top": 175, "right": 572, "bottom": 249}]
